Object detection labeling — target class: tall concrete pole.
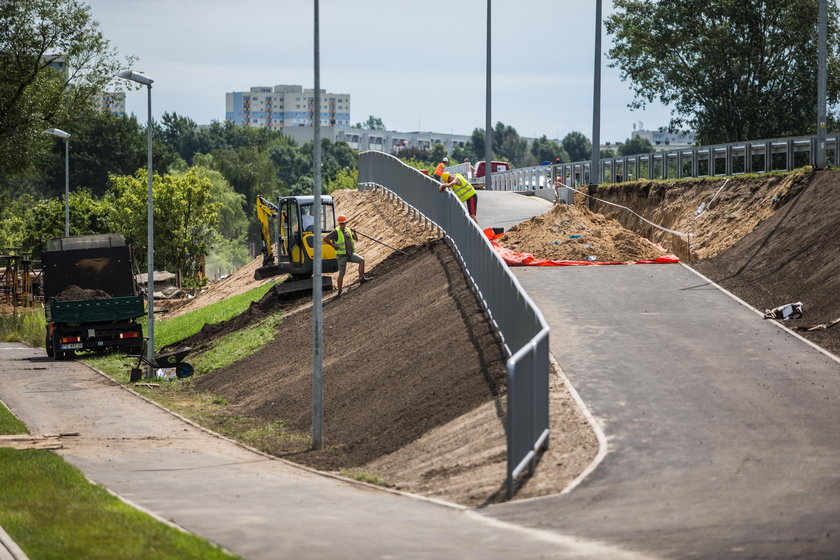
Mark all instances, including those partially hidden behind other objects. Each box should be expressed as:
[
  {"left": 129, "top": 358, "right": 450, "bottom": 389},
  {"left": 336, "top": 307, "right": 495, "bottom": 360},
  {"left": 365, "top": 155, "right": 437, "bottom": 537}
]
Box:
[
  {"left": 485, "top": 0, "right": 492, "bottom": 191},
  {"left": 816, "top": 0, "right": 827, "bottom": 168},
  {"left": 590, "top": 0, "right": 602, "bottom": 209},
  {"left": 63, "top": 137, "right": 69, "bottom": 236},
  {"left": 145, "top": 83, "right": 154, "bottom": 378},
  {"left": 312, "top": 0, "right": 324, "bottom": 450}
]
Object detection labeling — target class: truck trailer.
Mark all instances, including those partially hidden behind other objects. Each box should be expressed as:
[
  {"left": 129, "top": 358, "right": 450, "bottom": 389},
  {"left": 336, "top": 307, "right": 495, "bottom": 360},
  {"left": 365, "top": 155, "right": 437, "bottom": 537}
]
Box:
[{"left": 42, "top": 234, "right": 145, "bottom": 360}]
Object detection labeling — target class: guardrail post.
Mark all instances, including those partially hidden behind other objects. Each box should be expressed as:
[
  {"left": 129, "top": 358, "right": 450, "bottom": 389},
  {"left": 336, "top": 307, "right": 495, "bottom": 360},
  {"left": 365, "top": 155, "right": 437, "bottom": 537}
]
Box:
[
  {"left": 765, "top": 141, "right": 772, "bottom": 172},
  {"left": 745, "top": 143, "right": 753, "bottom": 173},
  {"left": 725, "top": 144, "right": 733, "bottom": 175}
]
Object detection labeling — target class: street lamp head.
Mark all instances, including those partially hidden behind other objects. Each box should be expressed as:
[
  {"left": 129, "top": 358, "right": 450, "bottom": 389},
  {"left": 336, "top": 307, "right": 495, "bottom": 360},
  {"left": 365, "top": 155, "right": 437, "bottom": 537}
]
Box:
[
  {"left": 44, "top": 128, "right": 70, "bottom": 139},
  {"left": 118, "top": 70, "right": 153, "bottom": 86}
]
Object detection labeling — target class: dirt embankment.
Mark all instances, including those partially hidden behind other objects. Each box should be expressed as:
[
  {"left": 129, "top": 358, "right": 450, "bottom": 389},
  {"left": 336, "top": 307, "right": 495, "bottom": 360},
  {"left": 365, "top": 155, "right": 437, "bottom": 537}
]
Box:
[
  {"left": 586, "top": 169, "right": 838, "bottom": 357},
  {"left": 588, "top": 171, "right": 808, "bottom": 261}
]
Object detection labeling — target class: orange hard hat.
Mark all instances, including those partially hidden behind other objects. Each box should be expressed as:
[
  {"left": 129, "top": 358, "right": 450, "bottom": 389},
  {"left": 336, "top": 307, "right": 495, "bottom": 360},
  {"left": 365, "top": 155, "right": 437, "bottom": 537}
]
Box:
[{"left": 337, "top": 214, "right": 349, "bottom": 224}]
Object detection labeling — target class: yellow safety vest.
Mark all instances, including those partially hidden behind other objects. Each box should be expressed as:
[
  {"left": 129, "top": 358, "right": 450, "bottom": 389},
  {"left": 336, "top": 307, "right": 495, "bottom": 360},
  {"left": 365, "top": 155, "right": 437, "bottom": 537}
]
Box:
[
  {"left": 335, "top": 227, "right": 355, "bottom": 256},
  {"left": 451, "top": 173, "right": 476, "bottom": 202}
]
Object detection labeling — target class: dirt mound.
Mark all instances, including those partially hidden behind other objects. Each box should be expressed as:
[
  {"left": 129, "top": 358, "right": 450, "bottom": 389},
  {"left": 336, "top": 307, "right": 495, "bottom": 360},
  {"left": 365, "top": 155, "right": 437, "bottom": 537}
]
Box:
[
  {"left": 195, "top": 241, "right": 509, "bottom": 469},
  {"left": 693, "top": 169, "right": 840, "bottom": 356},
  {"left": 55, "top": 285, "right": 111, "bottom": 301},
  {"left": 495, "top": 203, "right": 666, "bottom": 262}
]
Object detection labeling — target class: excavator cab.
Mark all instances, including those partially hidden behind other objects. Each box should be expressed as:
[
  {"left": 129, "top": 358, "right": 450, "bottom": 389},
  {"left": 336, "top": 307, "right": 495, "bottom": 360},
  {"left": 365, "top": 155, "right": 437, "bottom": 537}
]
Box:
[{"left": 254, "top": 195, "right": 339, "bottom": 282}]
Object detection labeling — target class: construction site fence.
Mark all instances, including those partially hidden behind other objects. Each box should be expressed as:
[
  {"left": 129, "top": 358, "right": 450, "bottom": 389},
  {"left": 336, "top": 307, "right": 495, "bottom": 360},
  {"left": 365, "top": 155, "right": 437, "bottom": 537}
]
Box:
[
  {"left": 489, "top": 133, "right": 840, "bottom": 193},
  {"left": 358, "top": 150, "right": 550, "bottom": 498}
]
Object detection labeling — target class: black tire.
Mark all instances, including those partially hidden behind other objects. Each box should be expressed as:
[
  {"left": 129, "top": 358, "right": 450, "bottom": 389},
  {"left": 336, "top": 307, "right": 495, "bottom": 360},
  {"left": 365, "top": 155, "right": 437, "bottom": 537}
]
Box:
[{"left": 45, "top": 334, "right": 54, "bottom": 358}]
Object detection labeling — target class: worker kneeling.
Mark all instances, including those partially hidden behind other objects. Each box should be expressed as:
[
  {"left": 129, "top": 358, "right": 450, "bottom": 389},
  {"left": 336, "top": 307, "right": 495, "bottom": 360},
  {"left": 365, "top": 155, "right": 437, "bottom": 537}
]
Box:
[{"left": 325, "top": 214, "right": 372, "bottom": 296}]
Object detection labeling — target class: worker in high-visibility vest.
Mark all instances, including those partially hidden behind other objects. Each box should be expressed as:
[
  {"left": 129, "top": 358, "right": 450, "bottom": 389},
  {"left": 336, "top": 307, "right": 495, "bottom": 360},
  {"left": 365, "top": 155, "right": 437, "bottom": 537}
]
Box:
[
  {"left": 433, "top": 156, "right": 449, "bottom": 182},
  {"left": 439, "top": 171, "right": 478, "bottom": 223},
  {"left": 325, "top": 214, "right": 372, "bottom": 296}
]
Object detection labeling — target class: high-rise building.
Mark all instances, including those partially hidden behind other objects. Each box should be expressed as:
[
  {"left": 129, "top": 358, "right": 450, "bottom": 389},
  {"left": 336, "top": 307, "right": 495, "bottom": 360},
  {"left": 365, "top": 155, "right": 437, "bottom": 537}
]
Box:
[{"left": 225, "top": 84, "right": 350, "bottom": 130}]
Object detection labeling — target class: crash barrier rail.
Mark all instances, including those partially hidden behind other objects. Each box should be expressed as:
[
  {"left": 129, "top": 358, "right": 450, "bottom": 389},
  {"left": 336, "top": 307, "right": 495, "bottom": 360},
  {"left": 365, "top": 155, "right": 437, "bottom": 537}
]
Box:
[
  {"left": 358, "top": 150, "right": 550, "bottom": 498},
  {"left": 490, "top": 133, "right": 840, "bottom": 192}
]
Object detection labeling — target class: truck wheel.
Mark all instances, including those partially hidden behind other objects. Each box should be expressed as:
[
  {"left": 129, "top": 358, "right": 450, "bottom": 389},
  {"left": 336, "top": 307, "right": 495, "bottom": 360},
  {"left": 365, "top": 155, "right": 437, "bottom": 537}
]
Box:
[{"left": 45, "top": 334, "right": 54, "bottom": 358}]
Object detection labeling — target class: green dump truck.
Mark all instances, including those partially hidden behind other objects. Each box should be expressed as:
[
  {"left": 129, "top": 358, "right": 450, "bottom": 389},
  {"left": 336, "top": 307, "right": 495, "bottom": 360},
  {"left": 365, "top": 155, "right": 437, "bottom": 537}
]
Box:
[{"left": 42, "top": 234, "right": 145, "bottom": 360}]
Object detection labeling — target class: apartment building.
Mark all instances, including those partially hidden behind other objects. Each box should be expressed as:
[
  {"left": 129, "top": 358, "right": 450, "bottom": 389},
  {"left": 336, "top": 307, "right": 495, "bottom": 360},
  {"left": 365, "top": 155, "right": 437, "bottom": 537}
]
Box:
[{"left": 226, "top": 84, "right": 350, "bottom": 130}]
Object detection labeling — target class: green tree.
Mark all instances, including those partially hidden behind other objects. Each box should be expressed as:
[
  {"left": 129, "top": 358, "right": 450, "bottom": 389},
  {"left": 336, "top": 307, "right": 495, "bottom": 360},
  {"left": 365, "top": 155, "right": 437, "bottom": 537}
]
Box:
[
  {"left": 395, "top": 146, "right": 431, "bottom": 162},
  {"left": 12, "top": 189, "right": 112, "bottom": 255},
  {"left": 451, "top": 144, "right": 474, "bottom": 164},
  {"left": 469, "top": 128, "right": 486, "bottom": 161},
  {"left": 618, "top": 135, "right": 655, "bottom": 156},
  {"left": 325, "top": 167, "right": 358, "bottom": 194},
  {"left": 353, "top": 116, "right": 386, "bottom": 130},
  {"left": 493, "top": 122, "right": 527, "bottom": 166},
  {"left": 0, "top": 0, "right": 133, "bottom": 179},
  {"left": 269, "top": 143, "right": 309, "bottom": 188},
  {"left": 531, "top": 135, "right": 569, "bottom": 163},
  {"left": 429, "top": 142, "right": 448, "bottom": 163},
  {"left": 606, "top": 0, "right": 840, "bottom": 144},
  {"left": 109, "top": 168, "right": 221, "bottom": 286},
  {"left": 562, "top": 131, "right": 592, "bottom": 162}
]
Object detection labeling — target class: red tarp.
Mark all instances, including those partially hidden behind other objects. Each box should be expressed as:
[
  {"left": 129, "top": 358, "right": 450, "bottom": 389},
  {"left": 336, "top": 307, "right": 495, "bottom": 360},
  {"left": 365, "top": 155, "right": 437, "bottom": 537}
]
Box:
[{"left": 482, "top": 228, "right": 680, "bottom": 266}]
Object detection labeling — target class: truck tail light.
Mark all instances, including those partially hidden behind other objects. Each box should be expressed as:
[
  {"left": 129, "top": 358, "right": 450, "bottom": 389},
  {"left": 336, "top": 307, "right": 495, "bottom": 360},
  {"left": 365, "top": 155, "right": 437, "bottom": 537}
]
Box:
[
  {"left": 119, "top": 332, "right": 141, "bottom": 339},
  {"left": 60, "top": 336, "right": 81, "bottom": 344}
]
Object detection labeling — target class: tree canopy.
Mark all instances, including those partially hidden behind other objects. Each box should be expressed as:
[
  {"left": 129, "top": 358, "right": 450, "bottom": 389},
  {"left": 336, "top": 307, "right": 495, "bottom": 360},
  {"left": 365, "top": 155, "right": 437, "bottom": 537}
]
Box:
[
  {"left": 606, "top": 0, "right": 840, "bottom": 144},
  {"left": 353, "top": 115, "right": 386, "bottom": 130},
  {"left": 0, "top": 0, "right": 133, "bottom": 177}
]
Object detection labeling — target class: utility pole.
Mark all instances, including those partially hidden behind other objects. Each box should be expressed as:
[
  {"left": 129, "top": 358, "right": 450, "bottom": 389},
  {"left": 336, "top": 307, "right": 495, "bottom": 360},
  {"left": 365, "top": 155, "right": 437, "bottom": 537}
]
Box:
[
  {"left": 312, "top": 0, "right": 324, "bottom": 450},
  {"left": 590, "top": 0, "right": 602, "bottom": 209},
  {"left": 485, "top": 0, "right": 492, "bottom": 193},
  {"left": 816, "top": 0, "right": 827, "bottom": 169}
]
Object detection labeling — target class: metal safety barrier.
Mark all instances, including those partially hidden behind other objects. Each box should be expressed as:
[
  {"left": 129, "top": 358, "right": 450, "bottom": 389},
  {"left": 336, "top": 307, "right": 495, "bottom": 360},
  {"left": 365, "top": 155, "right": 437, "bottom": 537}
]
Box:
[
  {"left": 358, "top": 151, "right": 550, "bottom": 498},
  {"left": 491, "top": 133, "right": 840, "bottom": 191}
]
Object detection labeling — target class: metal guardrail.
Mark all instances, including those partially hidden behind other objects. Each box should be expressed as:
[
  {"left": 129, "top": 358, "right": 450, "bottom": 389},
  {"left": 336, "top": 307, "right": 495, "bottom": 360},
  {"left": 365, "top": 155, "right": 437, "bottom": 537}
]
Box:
[
  {"left": 358, "top": 151, "right": 550, "bottom": 498},
  {"left": 491, "top": 133, "right": 840, "bottom": 191}
]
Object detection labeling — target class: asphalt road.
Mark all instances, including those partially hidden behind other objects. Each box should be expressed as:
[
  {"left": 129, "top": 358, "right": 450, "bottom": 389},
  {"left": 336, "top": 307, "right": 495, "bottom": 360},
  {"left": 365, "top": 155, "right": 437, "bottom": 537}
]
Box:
[{"left": 485, "top": 264, "right": 840, "bottom": 559}]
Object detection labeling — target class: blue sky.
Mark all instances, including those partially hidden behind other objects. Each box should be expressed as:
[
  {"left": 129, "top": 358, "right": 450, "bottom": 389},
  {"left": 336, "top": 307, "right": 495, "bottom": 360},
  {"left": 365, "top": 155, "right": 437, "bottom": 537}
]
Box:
[{"left": 88, "top": 0, "right": 677, "bottom": 143}]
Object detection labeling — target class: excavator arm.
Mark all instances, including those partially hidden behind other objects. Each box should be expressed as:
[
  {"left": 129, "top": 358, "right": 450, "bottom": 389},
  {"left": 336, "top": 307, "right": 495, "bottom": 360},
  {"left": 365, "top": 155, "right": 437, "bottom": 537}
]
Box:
[{"left": 256, "top": 195, "right": 278, "bottom": 267}]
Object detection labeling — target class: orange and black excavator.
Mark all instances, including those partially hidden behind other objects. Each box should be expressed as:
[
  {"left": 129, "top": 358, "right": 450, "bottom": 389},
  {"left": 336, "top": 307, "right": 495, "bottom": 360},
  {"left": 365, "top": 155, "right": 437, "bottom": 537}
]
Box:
[{"left": 255, "top": 195, "right": 339, "bottom": 296}]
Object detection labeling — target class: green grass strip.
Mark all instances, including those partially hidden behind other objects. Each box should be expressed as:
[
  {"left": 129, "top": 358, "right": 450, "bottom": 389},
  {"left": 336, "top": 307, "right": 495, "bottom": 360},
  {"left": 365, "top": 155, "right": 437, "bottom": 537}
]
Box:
[
  {"left": 0, "top": 448, "right": 238, "bottom": 560},
  {"left": 0, "top": 308, "right": 45, "bottom": 347},
  {"left": 140, "top": 281, "right": 276, "bottom": 351},
  {"left": 0, "top": 400, "right": 28, "bottom": 435}
]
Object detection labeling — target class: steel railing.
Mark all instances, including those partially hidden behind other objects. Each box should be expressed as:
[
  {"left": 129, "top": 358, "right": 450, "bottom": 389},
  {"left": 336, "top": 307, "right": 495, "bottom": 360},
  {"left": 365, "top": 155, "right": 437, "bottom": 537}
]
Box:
[
  {"left": 490, "top": 133, "right": 840, "bottom": 191},
  {"left": 358, "top": 151, "right": 550, "bottom": 498}
]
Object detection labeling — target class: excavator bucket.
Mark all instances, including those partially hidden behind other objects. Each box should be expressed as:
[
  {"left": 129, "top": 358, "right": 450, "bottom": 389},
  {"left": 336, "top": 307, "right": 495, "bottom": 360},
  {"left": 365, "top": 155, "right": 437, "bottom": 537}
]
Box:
[
  {"left": 273, "top": 275, "right": 333, "bottom": 300},
  {"left": 254, "top": 264, "right": 283, "bottom": 280}
]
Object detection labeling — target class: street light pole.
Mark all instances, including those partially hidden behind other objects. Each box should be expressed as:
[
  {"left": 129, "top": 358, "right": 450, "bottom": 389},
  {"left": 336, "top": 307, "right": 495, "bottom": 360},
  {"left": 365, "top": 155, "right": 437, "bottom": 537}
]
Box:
[
  {"left": 118, "top": 70, "right": 155, "bottom": 378},
  {"left": 590, "top": 0, "right": 602, "bottom": 209},
  {"left": 816, "top": 0, "right": 827, "bottom": 169},
  {"left": 43, "top": 128, "right": 70, "bottom": 236},
  {"left": 485, "top": 0, "right": 492, "bottom": 193},
  {"left": 312, "top": 0, "right": 324, "bottom": 450}
]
